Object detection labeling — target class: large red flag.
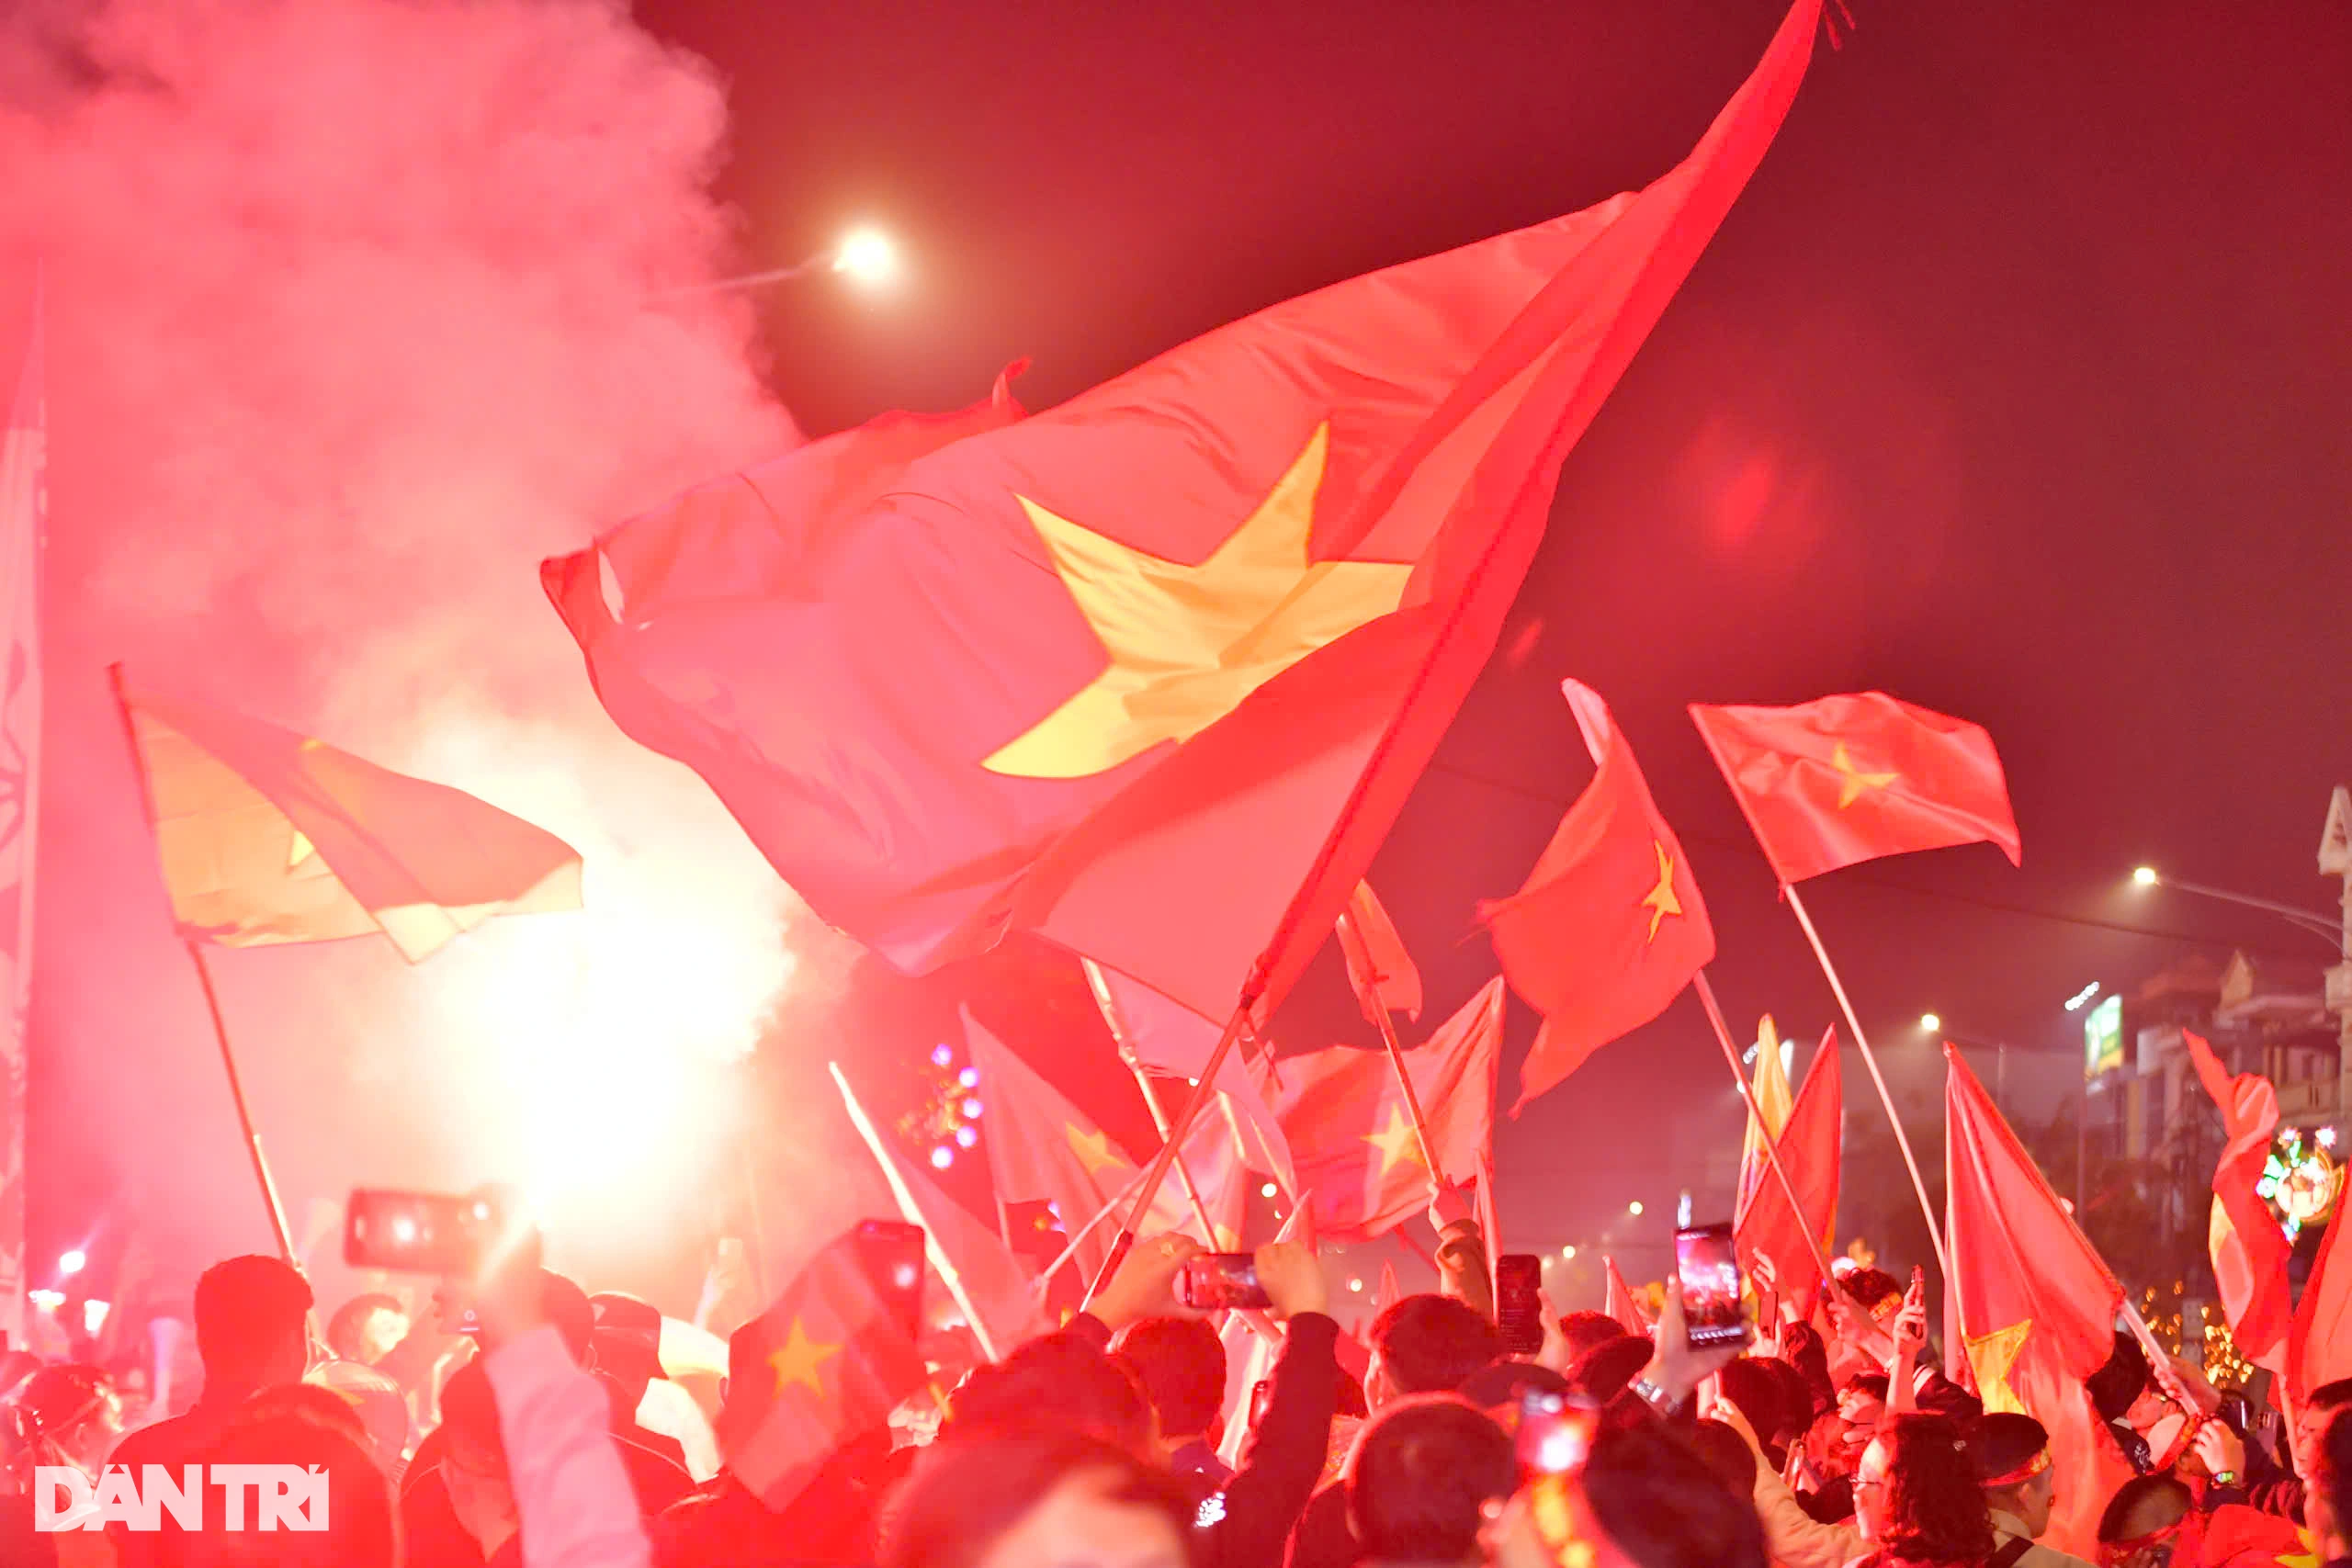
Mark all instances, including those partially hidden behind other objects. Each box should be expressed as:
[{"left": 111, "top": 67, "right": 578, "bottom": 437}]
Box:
[
  {"left": 1270, "top": 977, "right": 1505, "bottom": 1239},
  {"left": 1480, "top": 680, "right": 1713, "bottom": 1110},
  {"left": 725, "top": 1224, "right": 932, "bottom": 1513},
  {"left": 967, "top": 1011, "right": 1242, "bottom": 1285},
  {"left": 2181, "top": 1032, "right": 2294, "bottom": 1374},
  {"left": 2288, "top": 1185, "right": 2352, "bottom": 1411},
  {"left": 548, "top": 5, "right": 1821, "bottom": 1029},
  {"left": 1689, "top": 694, "right": 2021, "bottom": 885},
  {"left": 1736, "top": 1026, "right": 1839, "bottom": 1313},
  {"left": 1603, "top": 1256, "right": 1651, "bottom": 1336},
  {"left": 1945, "top": 1043, "right": 2132, "bottom": 1558}
]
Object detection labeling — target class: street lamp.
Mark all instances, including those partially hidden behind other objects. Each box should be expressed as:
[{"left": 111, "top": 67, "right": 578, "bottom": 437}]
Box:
[
  {"left": 1919, "top": 1012, "right": 1942, "bottom": 1035},
  {"left": 2129, "top": 867, "right": 2338, "bottom": 945}
]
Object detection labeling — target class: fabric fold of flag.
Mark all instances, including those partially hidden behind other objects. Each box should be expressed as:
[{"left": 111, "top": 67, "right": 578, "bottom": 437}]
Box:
[
  {"left": 1603, "top": 1256, "right": 1650, "bottom": 1336},
  {"left": 1269, "top": 976, "right": 1504, "bottom": 1239},
  {"left": 548, "top": 1, "right": 1821, "bottom": 1033},
  {"left": 1336, "top": 881, "right": 1422, "bottom": 1024},
  {"left": 2288, "top": 1173, "right": 2352, "bottom": 1411},
  {"left": 2182, "top": 1031, "right": 2293, "bottom": 1374},
  {"left": 1945, "top": 1043, "right": 2130, "bottom": 1559},
  {"left": 1735, "top": 1025, "right": 1838, "bottom": 1314},
  {"left": 120, "top": 683, "right": 582, "bottom": 964},
  {"left": 725, "top": 1224, "right": 933, "bottom": 1514},
  {"left": 1480, "top": 680, "right": 1713, "bottom": 1110},
  {"left": 967, "top": 1010, "right": 1240, "bottom": 1285},
  {"left": 1689, "top": 693, "right": 2021, "bottom": 885}
]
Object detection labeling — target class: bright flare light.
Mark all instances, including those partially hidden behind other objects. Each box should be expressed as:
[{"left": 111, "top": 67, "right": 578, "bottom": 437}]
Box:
[
  {"left": 831, "top": 229, "right": 899, "bottom": 287},
  {"left": 1261, "top": 1182, "right": 1277, "bottom": 1198},
  {"left": 1626, "top": 1201, "right": 1644, "bottom": 1217},
  {"left": 58, "top": 1248, "right": 85, "bottom": 1276},
  {"left": 1919, "top": 1013, "right": 1942, "bottom": 1034},
  {"left": 2132, "top": 866, "right": 2160, "bottom": 887},
  {"left": 1347, "top": 1278, "right": 1364, "bottom": 1293},
  {"left": 1561, "top": 1244, "right": 1577, "bottom": 1259}
]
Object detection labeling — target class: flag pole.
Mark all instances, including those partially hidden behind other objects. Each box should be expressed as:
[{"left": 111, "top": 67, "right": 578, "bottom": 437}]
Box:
[
  {"left": 828, "top": 1061, "right": 1001, "bottom": 1362},
  {"left": 1780, "top": 883, "right": 1952, "bottom": 1286},
  {"left": 104, "top": 665, "right": 296, "bottom": 1265},
  {"left": 1080, "top": 959, "right": 1231, "bottom": 1251},
  {"left": 1689, "top": 970, "right": 1838, "bottom": 1287},
  {"left": 1081, "top": 1000, "right": 1251, "bottom": 1311},
  {"left": 1337, "top": 910, "right": 1446, "bottom": 1208}
]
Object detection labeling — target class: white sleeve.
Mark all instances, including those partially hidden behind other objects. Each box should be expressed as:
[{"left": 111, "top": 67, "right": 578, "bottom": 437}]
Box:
[{"left": 484, "top": 1325, "right": 651, "bottom": 1568}]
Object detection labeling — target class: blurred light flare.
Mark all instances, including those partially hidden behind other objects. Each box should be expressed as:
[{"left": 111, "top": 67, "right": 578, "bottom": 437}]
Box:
[
  {"left": 1626, "top": 1201, "right": 1643, "bottom": 1217},
  {"left": 831, "top": 228, "right": 899, "bottom": 288},
  {"left": 1919, "top": 1012, "right": 1942, "bottom": 1034},
  {"left": 58, "top": 1248, "right": 85, "bottom": 1276},
  {"left": 2132, "top": 867, "right": 2160, "bottom": 887}
]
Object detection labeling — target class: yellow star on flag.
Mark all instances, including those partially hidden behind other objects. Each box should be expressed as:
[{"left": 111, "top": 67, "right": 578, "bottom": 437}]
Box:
[
  {"left": 985, "top": 423, "right": 1416, "bottom": 779},
  {"left": 1640, "top": 840, "right": 1682, "bottom": 942},
  {"left": 1830, "top": 742, "right": 1898, "bottom": 808},
  {"left": 1964, "top": 1319, "right": 2032, "bottom": 1416},
  {"left": 768, "top": 1317, "right": 841, "bottom": 1402},
  {"left": 1065, "top": 1123, "right": 1129, "bottom": 1179},
  {"left": 1363, "top": 1103, "right": 1427, "bottom": 1177}
]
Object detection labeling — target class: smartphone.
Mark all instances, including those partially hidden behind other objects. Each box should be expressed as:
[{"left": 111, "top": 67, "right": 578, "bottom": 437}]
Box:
[
  {"left": 851, "top": 1220, "right": 927, "bottom": 1343},
  {"left": 1496, "top": 1254, "right": 1545, "bottom": 1356},
  {"left": 345, "top": 1189, "right": 498, "bottom": 1277},
  {"left": 1249, "top": 1378, "right": 1274, "bottom": 1430},
  {"left": 1515, "top": 1386, "right": 1598, "bottom": 1479},
  {"left": 1674, "top": 1221, "right": 1747, "bottom": 1348},
  {"left": 1178, "top": 1254, "right": 1271, "bottom": 1312}
]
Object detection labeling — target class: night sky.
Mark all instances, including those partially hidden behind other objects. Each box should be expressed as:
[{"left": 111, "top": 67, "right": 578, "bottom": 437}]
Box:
[{"left": 637, "top": 0, "right": 2349, "bottom": 1269}]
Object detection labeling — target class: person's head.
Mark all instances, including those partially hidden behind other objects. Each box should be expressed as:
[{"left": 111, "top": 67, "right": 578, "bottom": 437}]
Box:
[
  {"left": 2307, "top": 1404, "right": 2352, "bottom": 1559},
  {"left": 881, "top": 1427, "right": 1195, "bottom": 1568},
  {"left": 1346, "top": 1394, "right": 1513, "bottom": 1567},
  {"left": 1565, "top": 1336, "right": 1654, "bottom": 1407},
  {"left": 2096, "top": 1473, "right": 2195, "bottom": 1568},
  {"left": 306, "top": 1358, "right": 411, "bottom": 1469},
  {"left": 1458, "top": 1359, "right": 1571, "bottom": 1428},
  {"left": 1973, "top": 1412, "right": 2058, "bottom": 1539},
  {"left": 1111, "top": 1317, "right": 1226, "bottom": 1450},
  {"left": 2086, "top": 1331, "right": 2153, "bottom": 1427},
  {"left": 1843, "top": 1269, "right": 1904, "bottom": 1320},
  {"left": 1713, "top": 1359, "right": 1787, "bottom": 1452},
  {"left": 14, "top": 1364, "right": 120, "bottom": 1475},
  {"left": 1854, "top": 1412, "right": 1994, "bottom": 1562},
  {"left": 437, "top": 1359, "right": 518, "bottom": 1560},
  {"left": 1759, "top": 1356, "right": 1823, "bottom": 1439},
  {"left": 183, "top": 1399, "right": 397, "bottom": 1568},
  {"left": 1838, "top": 1371, "right": 1890, "bottom": 1449},
  {"left": 948, "top": 1331, "right": 1152, "bottom": 1458},
  {"left": 587, "top": 1291, "right": 665, "bottom": 1410},
  {"left": 1689, "top": 1417, "right": 1761, "bottom": 1497},
  {"left": 1802, "top": 1405, "right": 1860, "bottom": 1480},
  {"left": 324, "top": 1292, "right": 409, "bottom": 1367},
  {"left": 1366, "top": 1295, "right": 1503, "bottom": 1406},
  {"left": 1557, "top": 1311, "right": 1627, "bottom": 1365},
  {"left": 2290, "top": 1375, "right": 2352, "bottom": 1483},
  {"left": 1584, "top": 1421, "right": 1769, "bottom": 1568},
  {"left": 194, "top": 1255, "right": 314, "bottom": 1392}
]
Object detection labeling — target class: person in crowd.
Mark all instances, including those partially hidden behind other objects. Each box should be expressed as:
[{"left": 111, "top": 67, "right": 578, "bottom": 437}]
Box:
[
  {"left": 1850, "top": 1411, "right": 1996, "bottom": 1568},
  {"left": 1691, "top": 1416, "right": 1764, "bottom": 1499},
  {"left": 586, "top": 1292, "right": 691, "bottom": 1472},
  {"left": 2094, "top": 1472, "right": 2306, "bottom": 1568},
  {"left": 308, "top": 1355, "right": 413, "bottom": 1473},
  {"left": 1566, "top": 1336, "right": 1657, "bottom": 1409},
  {"left": 439, "top": 1359, "right": 528, "bottom": 1567},
  {"left": 406, "top": 1269, "right": 694, "bottom": 1565},
  {"left": 1973, "top": 1413, "right": 2097, "bottom": 1568},
  {"left": 2229, "top": 1377, "right": 2352, "bottom": 1524},
  {"left": 1708, "top": 1357, "right": 1865, "bottom": 1568},
  {"left": 326, "top": 1292, "right": 413, "bottom": 1369},
  {"left": 880, "top": 1426, "right": 1196, "bottom": 1568},
  {"left": 2308, "top": 1406, "right": 2351, "bottom": 1568},
  {"left": 1557, "top": 1311, "right": 1628, "bottom": 1366},
  {"left": 1113, "top": 1314, "right": 1235, "bottom": 1487},
  {"left": 107, "top": 1254, "right": 314, "bottom": 1568},
  {"left": 1288, "top": 1293, "right": 1502, "bottom": 1568},
  {"left": 10, "top": 1365, "right": 123, "bottom": 1483},
  {"left": 181, "top": 1393, "right": 399, "bottom": 1568},
  {"left": 1589, "top": 1420, "right": 1773, "bottom": 1568},
  {"left": 1347, "top": 1394, "right": 1514, "bottom": 1568}
]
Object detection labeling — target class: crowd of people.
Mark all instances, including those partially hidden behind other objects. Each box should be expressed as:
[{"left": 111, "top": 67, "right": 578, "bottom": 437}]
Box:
[{"left": 1, "top": 1218, "right": 2346, "bottom": 1568}]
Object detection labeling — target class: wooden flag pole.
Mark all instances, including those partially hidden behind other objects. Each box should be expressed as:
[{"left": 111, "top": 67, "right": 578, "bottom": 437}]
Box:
[
  {"left": 1337, "top": 910, "right": 1445, "bottom": 1208},
  {"left": 1689, "top": 969, "right": 1838, "bottom": 1287},
  {"left": 828, "top": 1061, "right": 1001, "bottom": 1362},
  {"left": 1081, "top": 1000, "right": 1251, "bottom": 1311},
  {"left": 1080, "top": 959, "right": 1229, "bottom": 1252},
  {"left": 105, "top": 665, "right": 296, "bottom": 1266},
  {"left": 1781, "top": 883, "right": 1953, "bottom": 1287}
]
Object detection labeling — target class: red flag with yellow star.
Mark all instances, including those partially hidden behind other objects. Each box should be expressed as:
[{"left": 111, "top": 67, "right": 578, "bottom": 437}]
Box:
[
  {"left": 2182, "top": 1031, "right": 2295, "bottom": 1375},
  {"left": 966, "top": 1010, "right": 1243, "bottom": 1285},
  {"left": 1269, "top": 976, "right": 1504, "bottom": 1239},
  {"left": 1689, "top": 693, "right": 2021, "bottom": 885},
  {"left": 1479, "top": 680, "right": 1714, "bottom": 1111},
  {"left": 545, "top": 4, "right": 1821, "bottom": 1029},
  {"left": 1946, "top": 1043, "right": 2132, "bottom": 1559},
  {"left": 725, "top": 1223, "right": 931, "bottom": 1513}
]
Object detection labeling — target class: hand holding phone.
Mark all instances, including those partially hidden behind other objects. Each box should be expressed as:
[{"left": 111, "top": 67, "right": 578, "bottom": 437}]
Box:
[
  {"left": 1178, "top": 1253, "right": 1271, "bottom": 1312},
  {"left": 1496, "top": 1254, "right": 1545, "bottom": 1356},
  {"left": 1674, "top": 1221, "right": 1747, "bottom": 1348}
]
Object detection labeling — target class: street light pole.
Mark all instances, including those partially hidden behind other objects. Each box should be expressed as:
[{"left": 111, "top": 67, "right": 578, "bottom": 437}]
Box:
[{"left": 2132, "top": 867, "right": 2341, "bottom": 945}]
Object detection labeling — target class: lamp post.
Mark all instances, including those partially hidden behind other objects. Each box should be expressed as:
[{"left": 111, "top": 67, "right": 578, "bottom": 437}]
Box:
[{"left": 2130, "top": 866, "right": 2340, "bottom": 946}]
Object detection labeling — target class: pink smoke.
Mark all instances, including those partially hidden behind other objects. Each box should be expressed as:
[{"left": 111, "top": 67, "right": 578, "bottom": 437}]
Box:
[{"left": 0, "top": 0, "right": 869, "bottom": 1314}]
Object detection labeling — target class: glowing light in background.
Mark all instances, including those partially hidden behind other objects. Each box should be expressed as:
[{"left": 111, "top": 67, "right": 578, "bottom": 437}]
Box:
[
  {"left": 84, "top": 1300, "right": 111, "bottom": 1336},
  {"left": 1918, "top": 1012, "right": 1942, "bottom": 1034},
  {"left": 931, "top": 1044, "right": 955, "bottom": 1068},
  {"left": 2064, "top": 983, "right": 2103, "bottom": 1012},
  {"left": 2132, "top": 866, "right": 2160, "bottom": 887},
  {"left": 1626, "top": 1201, "right": 1644, "bottom": 1217},
  {"left": 957, "top": 1067, "right": 980, "bottom": 1089},
  {"left": 58, "top": 1249, "right": 85, "bottom": 1276},
  {"left": 1561, "top": 1244, "right": 1577, "bottom": 1259},
  {"left": 1346, "top": 1278, "right": 1363, "bottom": 1293},
  {"left": 954, "top": 1126, "right": 977, "bottom": 1149},
  {"left": 1260, "top": 1182, "right": 1277, "bottom": 1198},
  {"left": 929, "top": 1146, "right": 954, "bottom": 1170},
  {"left": 831, "top": 229, "right": 899, "bottom": 288}
]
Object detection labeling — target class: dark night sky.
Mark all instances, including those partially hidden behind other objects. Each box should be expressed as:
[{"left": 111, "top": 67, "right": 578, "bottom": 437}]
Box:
[{"left": 625, "top": 0, "right": 2351, "bottom": 1267}]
